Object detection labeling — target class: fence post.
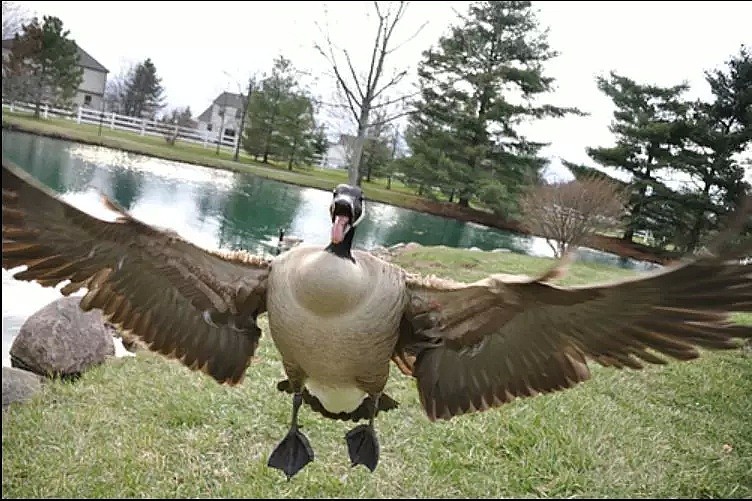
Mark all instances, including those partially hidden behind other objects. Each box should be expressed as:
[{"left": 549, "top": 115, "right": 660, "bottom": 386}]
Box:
[
  {"left": 110, "top": 112, "right": 115, "bottom": 129},
  {"left": 9, "top": 102, "right": 14, "bottom": 112},
  {"left": 140, "top": 118, "right": 146, "bottom": 136},
  {"left": 76, "top": 107, "right": 82, "bottom": 124},
  {"left": 203, "top": 130, "right": 208, "bottom": 148},
  {"left": 233, "top": 133, "right": 239, "bottom": 154},
  {"left": 43, "top": 104, "right": 49, "bottom": 119}
]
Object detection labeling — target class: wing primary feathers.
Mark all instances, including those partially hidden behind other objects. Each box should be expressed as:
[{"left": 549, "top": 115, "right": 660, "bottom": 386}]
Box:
[{"left": 2, "top": 156, "right": 271, "bottom": 385}]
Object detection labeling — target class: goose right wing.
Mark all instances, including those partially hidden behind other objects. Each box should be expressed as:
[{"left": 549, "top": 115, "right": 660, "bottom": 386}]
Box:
[{"left": 395, "top": 208, "right": 752, "bottom": 421}]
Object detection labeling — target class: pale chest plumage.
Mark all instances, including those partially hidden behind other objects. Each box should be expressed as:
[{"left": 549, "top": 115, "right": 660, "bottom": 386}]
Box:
[{"left": 265, "top": 246, "right": 408, "bottom": 411}]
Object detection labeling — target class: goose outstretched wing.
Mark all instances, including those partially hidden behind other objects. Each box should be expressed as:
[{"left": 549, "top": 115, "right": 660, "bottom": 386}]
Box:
[
  {"left": 2, "top": 158, "right": 270, "bottom": 385},
  {"left": 396, "top": 218, "right": 752, "bottom": 421}
]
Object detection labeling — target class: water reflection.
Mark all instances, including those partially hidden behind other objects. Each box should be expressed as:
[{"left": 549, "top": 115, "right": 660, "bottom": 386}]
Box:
[{"left": 1, "top": 129, "right": 661, "bottom": 366}]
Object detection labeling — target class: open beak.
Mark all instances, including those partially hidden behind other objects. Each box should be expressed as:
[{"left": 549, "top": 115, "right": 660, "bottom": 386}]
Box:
[{"left": 330, "top": 195, "right": 354, "bottom": 244}]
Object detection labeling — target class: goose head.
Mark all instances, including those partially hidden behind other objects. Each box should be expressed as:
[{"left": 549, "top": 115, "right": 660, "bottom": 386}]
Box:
[{"left": 326, "top": 184, "right": 364, "bottom": 260}]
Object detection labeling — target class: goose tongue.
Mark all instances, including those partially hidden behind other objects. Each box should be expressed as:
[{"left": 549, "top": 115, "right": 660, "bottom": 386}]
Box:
[{"left": 331, "top": 215, "right": 350, "bottom": 244}]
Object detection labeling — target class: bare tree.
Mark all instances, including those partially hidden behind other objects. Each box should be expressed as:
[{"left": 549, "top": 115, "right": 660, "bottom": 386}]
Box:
[
  {"left": 315, "top": 1, "right": 425, "bottom": 186},
  {"left": 2, "top": 1, "right": 30, "bottom": 39},
  {"left": 104, "top": 62, "right": 135, "bottom": 113},
  {"left": 519, "top": 176, "right": 629, "bottom": 258}
]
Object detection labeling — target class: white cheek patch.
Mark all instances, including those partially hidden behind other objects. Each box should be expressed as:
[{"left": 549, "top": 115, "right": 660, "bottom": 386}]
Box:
[{"left": 352, "top": 200, "right": 365, "bottom": 227}]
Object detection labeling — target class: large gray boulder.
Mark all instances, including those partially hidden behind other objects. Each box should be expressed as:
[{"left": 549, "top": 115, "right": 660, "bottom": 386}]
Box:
[
  {"left": 2, "top": 367, "right": 43, "bottom": 411},
  {"left": 9, "top": 296, "right": 115, "bottom": 379}
]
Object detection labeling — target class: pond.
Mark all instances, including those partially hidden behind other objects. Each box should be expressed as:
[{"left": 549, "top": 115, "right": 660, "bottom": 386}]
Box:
[{"left": 1, "top": 129, "right": 658, "bottom": 366}]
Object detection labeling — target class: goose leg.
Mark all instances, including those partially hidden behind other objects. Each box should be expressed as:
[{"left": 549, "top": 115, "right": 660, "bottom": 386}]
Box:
[
  {"left": 345, "top": 394, "right": 381, "bottom": 472},
  {"left": 268, "top": 392, "right": 314, "bottom": 480}
]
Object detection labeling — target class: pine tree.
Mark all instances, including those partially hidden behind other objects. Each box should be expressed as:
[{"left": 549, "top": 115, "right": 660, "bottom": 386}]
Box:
[
  {"left": 405, "top": 0, "right": 583, "bottom": 209},
  {"left": 3, "top": 16, "right": 83, "bottom": 117},
  {"left": 243, "top": 56, "right": 297, "bottom": 163},
  {"left": 310, "top": 126, "right": 330, "bottom": 167},
  {"left": 242, "top": 56, "right": 320, "bottom": 167},
  {"left": 275, "top": 92, "right": 316, "bottom": 170},
  {"left": 586, "top": 73, "right": 690, "bottom": 242},
  {"left": 678, "top": 45, "right": 751, "bottom": 250},
  {"left": 122, "top": 58, "right": 166, "bottom": 118}
]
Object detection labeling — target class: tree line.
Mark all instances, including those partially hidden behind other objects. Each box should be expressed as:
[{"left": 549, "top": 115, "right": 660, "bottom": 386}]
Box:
[
  {"left": 328, "top": 0, "right": 750, "bottom": 256},
  {"left": 2, "top": 1, "right": 748, "bottom": 255}
]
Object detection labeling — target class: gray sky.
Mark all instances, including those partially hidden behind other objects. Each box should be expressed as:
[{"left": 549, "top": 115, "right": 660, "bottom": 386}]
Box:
[{"left": 13, "top": 1, "right": 752, "bottom": 183}]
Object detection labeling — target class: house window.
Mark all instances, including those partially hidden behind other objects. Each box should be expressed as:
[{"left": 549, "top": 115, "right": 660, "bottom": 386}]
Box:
[
  {"left": 207, "top": 124, "right": 213, "bottom": 131},
  {"left": 84, "top": 94, "right": 92, "bottom": 106},
  {"left": 225, "top": 128, "right": 236, "bottom": 138},
  {"left": 235, "top": 108, "right": 241, "bottom": 119}
]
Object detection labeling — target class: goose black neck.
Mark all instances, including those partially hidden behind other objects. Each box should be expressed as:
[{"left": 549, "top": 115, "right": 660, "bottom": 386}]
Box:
[{"left": 326, "top": 227, "right": 356, "bottom": 262}]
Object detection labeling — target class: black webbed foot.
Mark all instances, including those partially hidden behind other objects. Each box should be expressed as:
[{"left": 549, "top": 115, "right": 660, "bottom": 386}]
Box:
[
  {"left": 345, "top": 423, "right": 380, "bottom": 472},
  {"left": 268, "top": 427, "right": 314, "bottom": 480}
]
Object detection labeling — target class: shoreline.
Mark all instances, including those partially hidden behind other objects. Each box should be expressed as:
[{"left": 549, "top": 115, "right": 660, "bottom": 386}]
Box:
[{"left": 1, "top": 118, "right": 678, "bottom": 265}]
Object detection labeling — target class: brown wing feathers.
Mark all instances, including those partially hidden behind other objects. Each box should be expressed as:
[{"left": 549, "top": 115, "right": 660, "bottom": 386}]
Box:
[
  {"left": 2, "top": 158, "right": 270, "bottom": 385},
  {"left": 400, "top": 232, "right": 752, "bottom": 422}
]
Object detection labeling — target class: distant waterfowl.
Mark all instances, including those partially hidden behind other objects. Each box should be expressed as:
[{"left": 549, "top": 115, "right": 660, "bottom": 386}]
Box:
[
  {"left": 2, "top": 156, "right": 751, "bottom": 480},
  {"left": 277, "top": 228, "right": 303, "bottom": 252}
]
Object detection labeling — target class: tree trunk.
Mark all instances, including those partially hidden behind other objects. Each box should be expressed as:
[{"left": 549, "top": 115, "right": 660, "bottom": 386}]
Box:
[
  {"left": 386, "top": 176, "right": 391, "bottom": 190},
  {"left": 687, "top": 179, "right": 713, "bottom": 251},
  {"left": 458, "top": 197, "right": 470, "bottom": 208},
  {"left": 33, "top": 73, "right": 43, "bottom": 119},
  {"left": 287, "top": 136, "right": 298, "bottom": 171},
  {"left": 626, "top": 161, "right": 653, "bottom": 242},
  {"left": 263, "top": 100, "right": 280, "bottom": 164},
  {"left": 349, "top": 105, "right": 371, "bottom": 186}
]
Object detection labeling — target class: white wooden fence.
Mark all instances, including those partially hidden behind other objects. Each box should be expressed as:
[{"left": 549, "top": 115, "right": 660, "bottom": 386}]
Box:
[{"left": 2, "top": 100, "right": 239, "bottom": 151}]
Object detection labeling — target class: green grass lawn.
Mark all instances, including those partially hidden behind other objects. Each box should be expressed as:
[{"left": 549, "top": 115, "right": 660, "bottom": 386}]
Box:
[{"left": 3, "top": 247, "right": 751, "bottom": 498}]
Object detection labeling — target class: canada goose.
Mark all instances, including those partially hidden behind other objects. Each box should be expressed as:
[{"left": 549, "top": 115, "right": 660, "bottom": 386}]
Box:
[
  {"left": 2, "top": 157, "right": 751, "bottom": 480},
  {"left": 276, "top": 228, "right": 303, "bottom": 253}
]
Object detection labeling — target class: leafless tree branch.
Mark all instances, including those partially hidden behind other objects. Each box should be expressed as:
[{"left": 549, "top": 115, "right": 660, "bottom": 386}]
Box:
[
  {"left": 316, "top": 1, "right": 422, "bottom": 185},
  {"left": 373, "top": 69, "right": 408, "bottom": 100},
  {"left": 519, "top": 176, "right": 629, "bottom": 258},
  {"left": 387, "top": 19, "right": 428, "bottom": 55},
  {"left": 314, "top": 42, "right": 362, "bottom": 124},
  {"left": 369, "top": 108, "right": 416, "bottom": 128},
  {"left": 342, "top": 49, "right": 366, "bottom": 101},
  {"left": 2, "top": 1, "right": 31, "bottom": 39},
  {"left": 370, "top": 91, "right": 419, "bottom": 110}
]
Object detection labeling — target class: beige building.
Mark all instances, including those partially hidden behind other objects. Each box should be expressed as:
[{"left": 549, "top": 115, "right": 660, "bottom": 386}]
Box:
[
  {"left": 2, "top": 39, "right": 109, "bottom": 110},
  {"left": 196, "top": 91, "right": 246, "bottom": 141}
]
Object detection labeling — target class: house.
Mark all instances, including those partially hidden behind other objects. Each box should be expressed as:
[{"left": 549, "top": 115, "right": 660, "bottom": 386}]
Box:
[
  {"left": 196, "top": 91, "right": 246, "bottom": 141},
  {"left": 1, "top": 39, "right": 109, "bottom": 110}
]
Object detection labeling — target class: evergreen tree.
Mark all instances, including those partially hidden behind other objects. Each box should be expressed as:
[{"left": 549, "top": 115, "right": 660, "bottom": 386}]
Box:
[
  {"left": 122, "top": 58, "right": 166, "bottom": 118},
  {"left": 405, "top": 0, "right": 583, "bottom": 209},
  {"left": 160, "top": 106, "right": 194, "bottom": 127},
  {"left": 3, "top": 16, "right": 83, "bottom": 117},
  {"left": 275, "top": 92, "right": 316, "bottom": 170},
  {"left": 242, "top": 56, "right": 319, "bottom": 167},
  {"left": 362, "top": 109, "right": 396, "bottom": 182},
  {"left": 586, "top": 73, "right": 690, "bottom": 242},
  {"left": 243, "top": 56, "right": 297, "bottom": 163},
  {"left": 310, "top": 126, "right": 330, "bottom": 167},
  {"left": 677, "top": 45, "right": 751, "bottom": 250}
]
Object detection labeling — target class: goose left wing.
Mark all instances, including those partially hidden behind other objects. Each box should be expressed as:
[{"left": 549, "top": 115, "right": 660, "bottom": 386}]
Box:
[
  {"left": 395, "top": 240, "right": 752, "bottom": 422},
  {"left": 2, "top": 158, "right": 270, "bottom": 385}
]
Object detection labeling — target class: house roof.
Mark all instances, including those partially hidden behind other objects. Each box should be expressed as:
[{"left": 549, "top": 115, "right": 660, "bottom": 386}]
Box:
[
  {"left": 197, "top": 92, "right": 245, "bottom": 122},
  {"left": 2, "top": 38, "right": 108, "bottom": 73}
]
